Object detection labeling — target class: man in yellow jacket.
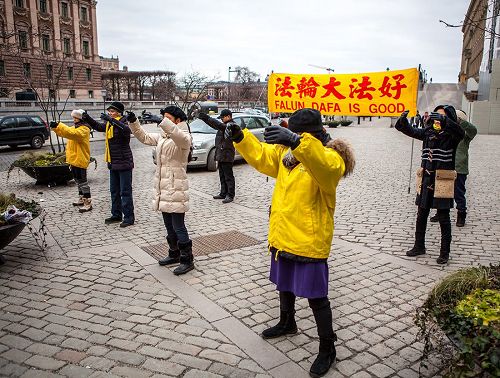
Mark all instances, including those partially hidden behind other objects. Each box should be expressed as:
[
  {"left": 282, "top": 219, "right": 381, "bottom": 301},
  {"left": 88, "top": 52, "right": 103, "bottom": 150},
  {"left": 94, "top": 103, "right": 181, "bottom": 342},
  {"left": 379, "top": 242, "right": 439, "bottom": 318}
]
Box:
[
  {"left": 50, "top": 109, "right": 92, "bottom": 212},
  {"left": 225, "top": 108, "right": 355, "bottom": 377}
]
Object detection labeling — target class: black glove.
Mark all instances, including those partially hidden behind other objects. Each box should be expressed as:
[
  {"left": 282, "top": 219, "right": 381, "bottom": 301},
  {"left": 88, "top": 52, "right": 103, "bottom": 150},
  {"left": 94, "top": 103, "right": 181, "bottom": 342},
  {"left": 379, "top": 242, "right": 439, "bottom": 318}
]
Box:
[
  {"left": 430, "top": 112, "right": 446, "bottom": 124},
  {"left": 100, "top": 113, "right": 113, "bottom": 122},
  {"left": 224, "top": 122, "right": 243, "bottom": 143},
  {"left": 264, "top": 126, "right": 301, "bottom": 149},
  {"left": 49, "top": 121, "right": 59, "bottom": 129},
  {"left": 400, "top": 110, "right": 409, "bottom": 119},
  {"left": 190, "top": 107, "right": 200, "bottom": 120},
  {"left": 126, "top": 111, "right": 137, "bottom": 123},
  {"left": 81, "top": 111, "right": 92, "bottom": 123}
]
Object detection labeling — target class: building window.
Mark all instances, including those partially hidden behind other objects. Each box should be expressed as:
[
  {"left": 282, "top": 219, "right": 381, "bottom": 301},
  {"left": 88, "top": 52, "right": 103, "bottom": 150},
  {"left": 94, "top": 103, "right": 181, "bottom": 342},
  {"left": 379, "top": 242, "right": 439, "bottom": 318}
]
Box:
[
  {"left": 69, "top": 89, "right": 76, "bottom": 98},
  {"left": 0, "top": 88, "right": 9, "bottom": 97},
  {"left": 18, "top": 30, "right": 28, "bottom": 49},
  {"left": 63, "top": 37, "right": 71, "bottom": 55},
  {"left": 88, "top": 90, "right": 94, "bottom": 99},
  {"left": 0, "top": 60, "right": 5, "bottom": 76},
  {"left": 46, "top": 64, "right": 53, "bottom": 79},
  {"left": 15, "top": 0, "right": 24, "bottom": 8},
  {"left": 61, "top": 1, "right": 69, "bottom": 18},
  {"left": 67, "top": 66, "right": 73, "bottom": 80},
  {"left": 82, "top": 40, "right": 90, "bottom": 57},
  {"left": 23, "top": 62, "right": 31, "bottom": 78},
  {"left": 49, "top": 89, "right": 56, "bottom": 99},
  {"left": 80, "top": 6, "right": 88, "bottom": 22},
  {"left": 86, "top": 68, "right": 92, "bottom": 81},
  {"left": 39, "top": 0, "right": 48, "bottom": 13},
  {"left": 41, "top": 34, "right": 50, "bottom": 52}
]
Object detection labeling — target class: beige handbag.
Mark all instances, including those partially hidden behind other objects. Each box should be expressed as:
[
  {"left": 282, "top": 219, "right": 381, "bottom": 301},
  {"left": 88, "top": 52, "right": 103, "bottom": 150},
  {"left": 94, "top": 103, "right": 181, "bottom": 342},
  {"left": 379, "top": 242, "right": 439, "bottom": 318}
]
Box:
[
  {"left": 434, "top": 169, "right": 457, "bottom": 198},
  {"left": 415, "top": 167, "right": 424, "bottom": 194}
]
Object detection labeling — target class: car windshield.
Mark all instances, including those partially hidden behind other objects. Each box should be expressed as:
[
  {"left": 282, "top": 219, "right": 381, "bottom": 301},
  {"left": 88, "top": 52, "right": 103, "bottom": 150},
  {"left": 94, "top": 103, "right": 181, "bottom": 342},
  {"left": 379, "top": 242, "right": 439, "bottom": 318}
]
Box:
[{"left": 189, "top": 119, "right": 217, "bottom": 134}]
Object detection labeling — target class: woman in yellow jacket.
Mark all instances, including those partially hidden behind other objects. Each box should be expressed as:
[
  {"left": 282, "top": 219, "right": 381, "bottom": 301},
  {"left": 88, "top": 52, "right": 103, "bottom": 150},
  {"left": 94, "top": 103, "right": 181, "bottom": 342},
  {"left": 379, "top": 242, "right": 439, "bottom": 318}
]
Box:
[
  {"left": 225, "top": 108, "right": 354, "bottom": 377},
  {"left": 50, "top": 109, "right": 92, "bottom": 212}
]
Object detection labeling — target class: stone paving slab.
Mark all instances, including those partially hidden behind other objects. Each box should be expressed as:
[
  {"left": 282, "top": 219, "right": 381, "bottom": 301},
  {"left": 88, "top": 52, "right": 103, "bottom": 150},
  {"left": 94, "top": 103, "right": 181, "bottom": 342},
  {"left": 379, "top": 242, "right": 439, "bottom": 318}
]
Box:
[{"left": 1, "top": 122, "right": 498, "bottom": 377}]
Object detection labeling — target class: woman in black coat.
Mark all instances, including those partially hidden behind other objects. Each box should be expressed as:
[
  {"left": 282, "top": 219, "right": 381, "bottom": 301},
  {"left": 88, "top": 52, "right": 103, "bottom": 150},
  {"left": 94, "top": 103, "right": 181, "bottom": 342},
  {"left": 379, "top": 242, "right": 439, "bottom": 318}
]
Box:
[{"left": 395, "top": 105, "right": 464, "bottom": 264}]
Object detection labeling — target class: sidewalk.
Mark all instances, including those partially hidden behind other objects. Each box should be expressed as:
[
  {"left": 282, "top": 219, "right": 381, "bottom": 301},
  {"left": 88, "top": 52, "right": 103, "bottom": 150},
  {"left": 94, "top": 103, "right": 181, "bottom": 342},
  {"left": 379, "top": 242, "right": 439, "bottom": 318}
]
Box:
[{"left": 0, "top": 125, "right": 498, "bottom": 377}]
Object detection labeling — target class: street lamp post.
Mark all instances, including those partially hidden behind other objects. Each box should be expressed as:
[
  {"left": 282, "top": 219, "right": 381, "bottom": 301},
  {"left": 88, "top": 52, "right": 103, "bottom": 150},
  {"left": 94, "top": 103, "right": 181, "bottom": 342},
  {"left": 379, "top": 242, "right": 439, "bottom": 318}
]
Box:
[
  {"left": 101, "top": 89, "right": 107, "bottom": 113},
  {"left": 227, "top": 66, "right": 239, "bottom": 110}
]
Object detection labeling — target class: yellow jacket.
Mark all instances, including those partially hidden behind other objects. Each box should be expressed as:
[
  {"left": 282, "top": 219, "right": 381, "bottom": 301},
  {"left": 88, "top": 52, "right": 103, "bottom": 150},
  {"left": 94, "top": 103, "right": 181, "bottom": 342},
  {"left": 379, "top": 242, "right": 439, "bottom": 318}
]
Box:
[
  {"left": 53, "top": 122, "right": 91, "bottom": 169},
  {"left": 235, "top": 130, "right": 346, "bottom": 260}
]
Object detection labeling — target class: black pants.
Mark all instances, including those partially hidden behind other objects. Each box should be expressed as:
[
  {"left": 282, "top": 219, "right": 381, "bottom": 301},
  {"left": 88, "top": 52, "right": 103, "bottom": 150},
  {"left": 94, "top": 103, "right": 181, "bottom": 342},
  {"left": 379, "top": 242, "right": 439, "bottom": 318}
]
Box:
[
  {"left": 454, "top": 173, "right": 467, "bottom": 212},
  {"left": 415, "top": 207, "right": 451, "bottom": 253},
  {"left": 280, "top": 291, "right": 334, "bottom": 339},
  {"left": 71, "top": 165, "right": 91, "bottom": 198},
  {"left": 162, "top": 212, "right": 190, "bottom": 244},
  {"left": 218, "top": 162, "right": 235, "bottom": 198}
]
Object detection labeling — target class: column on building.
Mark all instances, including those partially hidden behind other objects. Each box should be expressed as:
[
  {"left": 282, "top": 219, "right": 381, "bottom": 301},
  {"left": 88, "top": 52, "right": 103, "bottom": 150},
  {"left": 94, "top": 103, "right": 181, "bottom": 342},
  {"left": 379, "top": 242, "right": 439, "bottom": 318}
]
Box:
[
  {"left": 91, "top": 0, "right": 99, "bottom": 64},
  {"left": 4, "top": 0, "right": 16, "bottom": 45},
  {"left": 51, "top": 0, "right": 62, "bottom": 56},
  {"left": 28, "top": 0, "right": 40, "bottom": 48},
  {"left": 71, "top": 0, "right": 81, "bottom": 58}
]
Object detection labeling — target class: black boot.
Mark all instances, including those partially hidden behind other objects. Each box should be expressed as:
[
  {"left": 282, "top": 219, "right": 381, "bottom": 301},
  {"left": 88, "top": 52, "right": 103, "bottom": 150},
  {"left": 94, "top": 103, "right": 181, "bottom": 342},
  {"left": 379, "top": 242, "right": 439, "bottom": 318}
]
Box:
[
  {"left": 310, "top": 337, "right": 337, "bottom": 378},
  {"left": 309, "top": 298, "right": 336, "bottom": 377},
  {"left": 261, "top": 310, "right": 297, "bottom": 339},
  {"left": 429, "top": 213, "right": 439, "bottom": 222},
  {"left": 173, "top": 240, "right": 194, "bottom": 275},
  {"left": 407, "top": 207, "right": 428, "bottom": 257},
  {"left": 437, "top": 210, "right": 451, "bottom": 264},
  {"left": 456, "top": 211, "right": 466, "bottom": 227},
  {"left": 406, "top": 234, "right": 426, "bottom": 256},
  {"left": 158, "top": 235, "right": 180, "bottom": 266}
]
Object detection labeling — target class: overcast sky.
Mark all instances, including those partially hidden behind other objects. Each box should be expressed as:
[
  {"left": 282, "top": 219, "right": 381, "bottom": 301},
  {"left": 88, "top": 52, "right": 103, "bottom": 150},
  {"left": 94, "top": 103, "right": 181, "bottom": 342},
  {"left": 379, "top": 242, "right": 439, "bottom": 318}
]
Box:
[{"left": 97, "top": 0, "right": 470, "bottom": 83}]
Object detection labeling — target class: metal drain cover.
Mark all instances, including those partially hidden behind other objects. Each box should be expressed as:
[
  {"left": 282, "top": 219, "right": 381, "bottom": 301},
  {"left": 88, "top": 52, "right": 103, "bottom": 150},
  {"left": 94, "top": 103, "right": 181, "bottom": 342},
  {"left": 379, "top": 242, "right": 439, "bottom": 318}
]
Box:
[{"left": 141, "top": 230, "right": 262, "bottom": 259}]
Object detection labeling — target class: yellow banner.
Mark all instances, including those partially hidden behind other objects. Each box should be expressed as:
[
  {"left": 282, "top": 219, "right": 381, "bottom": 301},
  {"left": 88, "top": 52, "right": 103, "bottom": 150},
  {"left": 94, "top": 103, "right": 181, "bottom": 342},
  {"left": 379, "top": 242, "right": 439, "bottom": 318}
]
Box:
[{"left": 268, "top": 68, "right": 418, "bottom": 117}]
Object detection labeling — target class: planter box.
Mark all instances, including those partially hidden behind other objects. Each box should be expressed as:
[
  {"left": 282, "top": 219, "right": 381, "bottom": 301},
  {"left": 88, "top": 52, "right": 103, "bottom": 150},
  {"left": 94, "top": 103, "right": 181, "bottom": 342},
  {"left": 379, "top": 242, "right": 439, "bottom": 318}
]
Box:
[{"left": 19, "top": 165, "right": 72, "bottom": 185}]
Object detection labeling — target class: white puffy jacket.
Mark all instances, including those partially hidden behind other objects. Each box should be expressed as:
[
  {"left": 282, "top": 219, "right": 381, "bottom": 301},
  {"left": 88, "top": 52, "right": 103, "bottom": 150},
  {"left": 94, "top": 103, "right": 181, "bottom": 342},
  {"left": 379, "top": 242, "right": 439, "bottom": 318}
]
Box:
[{"left": 129, "top": 118, "right": 191, "bottom": 213}]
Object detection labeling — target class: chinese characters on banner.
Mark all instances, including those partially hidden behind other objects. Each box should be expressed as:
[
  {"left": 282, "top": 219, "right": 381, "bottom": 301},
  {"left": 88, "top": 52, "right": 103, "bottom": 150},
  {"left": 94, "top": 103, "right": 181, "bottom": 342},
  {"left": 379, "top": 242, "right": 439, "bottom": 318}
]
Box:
[{"left": 267, "top": 68, "right": 419, "bottom": 117}]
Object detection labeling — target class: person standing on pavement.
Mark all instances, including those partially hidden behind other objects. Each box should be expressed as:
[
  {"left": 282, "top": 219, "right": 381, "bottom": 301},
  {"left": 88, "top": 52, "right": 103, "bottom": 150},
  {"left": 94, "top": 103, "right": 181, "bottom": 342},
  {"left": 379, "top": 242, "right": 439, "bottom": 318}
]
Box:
[
  {"left": 197, "top": 109, "right": 236, "bottom": 203},
  {"left": 395, "top": 105, "right": 464, "bottom": 264},
  {"left": 430, "top": 110, "right": 477, "bottom": 227},
  {"left": 50, "top": 109, "right": 93, "bottom": 212},
  {"left": 225, "top": 108, "right": 355, "bottom": 377},
  {"left": 125, "top": 106, "right": 194, "bottom": 275},
  {"left": 82, "top": 102, "right": 135, "bottom": 227}
]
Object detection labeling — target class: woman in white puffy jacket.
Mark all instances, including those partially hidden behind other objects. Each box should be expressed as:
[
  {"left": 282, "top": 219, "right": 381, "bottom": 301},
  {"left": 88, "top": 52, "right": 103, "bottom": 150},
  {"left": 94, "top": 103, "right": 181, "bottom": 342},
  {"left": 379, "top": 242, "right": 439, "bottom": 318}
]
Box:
[{"left": 127, "top": 106, "right": 194, "bottom": 275}]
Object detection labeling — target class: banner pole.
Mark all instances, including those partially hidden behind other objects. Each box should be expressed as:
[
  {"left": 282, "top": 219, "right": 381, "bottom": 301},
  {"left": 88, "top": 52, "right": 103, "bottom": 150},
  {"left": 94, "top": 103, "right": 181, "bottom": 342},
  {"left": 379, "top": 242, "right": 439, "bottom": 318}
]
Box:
[{"left": 407, "top": 67, "right": 421, "bottom": 194}]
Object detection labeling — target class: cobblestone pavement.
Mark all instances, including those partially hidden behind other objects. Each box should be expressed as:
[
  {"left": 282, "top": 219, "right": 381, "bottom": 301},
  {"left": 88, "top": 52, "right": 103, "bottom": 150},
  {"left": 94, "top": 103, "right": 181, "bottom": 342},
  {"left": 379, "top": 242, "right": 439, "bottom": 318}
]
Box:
[{"left": 0, "top": 120, "right": 498, "bottom": 377}]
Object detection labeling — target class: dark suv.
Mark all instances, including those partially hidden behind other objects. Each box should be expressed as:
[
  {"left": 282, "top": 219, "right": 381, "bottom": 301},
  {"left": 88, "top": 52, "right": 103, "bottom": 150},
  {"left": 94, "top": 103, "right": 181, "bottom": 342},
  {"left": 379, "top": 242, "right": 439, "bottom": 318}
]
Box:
[{"left": 0, "top": 115, "right": 50, "bottom": 149}]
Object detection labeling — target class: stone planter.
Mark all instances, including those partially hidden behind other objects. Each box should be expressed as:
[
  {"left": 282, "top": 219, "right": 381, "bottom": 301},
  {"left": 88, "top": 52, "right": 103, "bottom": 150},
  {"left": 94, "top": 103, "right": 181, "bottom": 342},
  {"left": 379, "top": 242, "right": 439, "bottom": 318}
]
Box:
[{"left": 19, "top": 164, "right": 72, "bottom": 185}]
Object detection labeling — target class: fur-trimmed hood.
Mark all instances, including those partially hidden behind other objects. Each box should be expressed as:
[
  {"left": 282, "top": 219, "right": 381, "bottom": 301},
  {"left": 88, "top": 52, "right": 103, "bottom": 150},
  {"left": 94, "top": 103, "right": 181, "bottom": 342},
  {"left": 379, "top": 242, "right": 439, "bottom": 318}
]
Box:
[{"left": 326, "top": 138, "right": 355, "bottom": 177}]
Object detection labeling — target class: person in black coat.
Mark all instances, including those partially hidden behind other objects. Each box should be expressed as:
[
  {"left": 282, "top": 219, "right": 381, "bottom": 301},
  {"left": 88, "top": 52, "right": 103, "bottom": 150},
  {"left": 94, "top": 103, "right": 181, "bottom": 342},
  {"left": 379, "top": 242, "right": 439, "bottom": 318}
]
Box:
[
  {"left": 198, "top": 109, "right": 236, "bottom": 203},
  {"left": 395, "top": 105, "right": 464, "bottom": 264},
  {"left": 83, "top": 102, "right": 135, "bottom": 227}
]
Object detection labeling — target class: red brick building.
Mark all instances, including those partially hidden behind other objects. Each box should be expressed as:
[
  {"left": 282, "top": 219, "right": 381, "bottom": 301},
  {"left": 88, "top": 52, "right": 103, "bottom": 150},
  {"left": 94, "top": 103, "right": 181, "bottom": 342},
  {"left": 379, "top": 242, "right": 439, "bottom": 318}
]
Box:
[{"left": 0, "top": 0, "right": 101, "bottom": 100}]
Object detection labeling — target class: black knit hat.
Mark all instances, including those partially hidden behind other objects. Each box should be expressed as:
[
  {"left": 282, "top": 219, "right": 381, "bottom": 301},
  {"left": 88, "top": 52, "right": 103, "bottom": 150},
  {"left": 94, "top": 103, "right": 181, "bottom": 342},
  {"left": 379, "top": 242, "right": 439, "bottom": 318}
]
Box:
[
  {"left": 106, "top": 101, "right": 125, "bottom": 114},
  {"left": 161, "top": 105, "right": 187, "bottom": 121},
  {"left": 288, "top": 108, "right": 323, "bottom": 133}
]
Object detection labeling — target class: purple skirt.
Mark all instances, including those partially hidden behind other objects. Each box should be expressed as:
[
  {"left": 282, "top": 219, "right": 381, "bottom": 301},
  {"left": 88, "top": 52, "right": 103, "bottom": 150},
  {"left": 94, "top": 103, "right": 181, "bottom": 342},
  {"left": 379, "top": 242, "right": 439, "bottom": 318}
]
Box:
[{"left": 269, "top": 251, "right": 329, "bottom": 299}]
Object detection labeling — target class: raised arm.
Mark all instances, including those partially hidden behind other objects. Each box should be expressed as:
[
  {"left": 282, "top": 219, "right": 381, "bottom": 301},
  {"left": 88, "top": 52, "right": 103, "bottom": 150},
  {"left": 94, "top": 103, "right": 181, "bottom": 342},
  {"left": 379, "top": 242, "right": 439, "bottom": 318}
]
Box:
[
  {"left": 234, "top": 129, "right": 283, "bottom": 178},
  {"left": 158, "top": 118, "right": 191, "bottom": 149},
  {"left": 395, "top": 111, "right": 426, "bottom": 141},
  {"left": 198, "top": 112, "right": 226, "bottom": 132},
  {"left": 82, "top": 113, "right": 106, "bottom": 132},
  {"left": 128, "top": 119, "right": 160, "bottom": 146},
  {"left": 53, "top": 122, "right": 90, "bottom": 142},
  {"left": 291, "top": 134, "right": 345, "bottom": 195}
]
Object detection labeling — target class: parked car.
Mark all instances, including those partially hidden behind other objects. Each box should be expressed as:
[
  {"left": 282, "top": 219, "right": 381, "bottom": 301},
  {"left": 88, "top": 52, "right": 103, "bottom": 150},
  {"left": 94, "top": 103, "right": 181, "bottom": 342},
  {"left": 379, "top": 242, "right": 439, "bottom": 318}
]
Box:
[
  {"left": 152, "top": 113, "right": 271, "bottom": 171},
  {"left": 0, "top": 115, "right": 50, "bottom": 149}
]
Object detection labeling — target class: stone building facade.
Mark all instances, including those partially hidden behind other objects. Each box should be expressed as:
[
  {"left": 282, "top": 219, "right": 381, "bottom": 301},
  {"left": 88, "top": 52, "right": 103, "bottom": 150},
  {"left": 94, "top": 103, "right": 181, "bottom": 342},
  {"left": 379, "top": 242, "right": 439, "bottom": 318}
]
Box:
[{"left": 0, "top": 0, "right": 101, "bottom": 100}]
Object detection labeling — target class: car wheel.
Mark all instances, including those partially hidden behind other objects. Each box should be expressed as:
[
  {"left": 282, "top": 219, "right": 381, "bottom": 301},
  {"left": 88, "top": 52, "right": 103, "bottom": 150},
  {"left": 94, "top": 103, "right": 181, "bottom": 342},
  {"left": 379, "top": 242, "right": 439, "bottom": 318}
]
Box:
[
  {"left": 31, "top": 135, "right": 44, "bottom": 149},
  {"left": 207, "top": 148, "right": 217, "bottom": 172}
]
